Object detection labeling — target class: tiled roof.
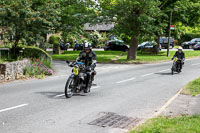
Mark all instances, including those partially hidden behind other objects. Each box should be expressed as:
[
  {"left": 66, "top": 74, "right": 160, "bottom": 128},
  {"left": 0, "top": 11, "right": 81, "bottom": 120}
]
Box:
[{"left": 84, "top": 23, "right": 114, "bottom": 31}]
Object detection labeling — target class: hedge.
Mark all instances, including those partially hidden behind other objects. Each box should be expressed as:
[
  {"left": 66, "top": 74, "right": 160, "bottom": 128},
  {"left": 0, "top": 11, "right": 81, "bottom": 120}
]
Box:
[
  {"left": 13, "top": 46, "right": 52, "bottom": 60},
  {"left": 49, "top": 34, "right": 60, "bottom": 54}
]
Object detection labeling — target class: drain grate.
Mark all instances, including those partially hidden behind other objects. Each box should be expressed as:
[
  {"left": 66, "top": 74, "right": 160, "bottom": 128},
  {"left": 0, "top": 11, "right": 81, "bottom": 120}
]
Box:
[{"left": 88, "top": 112, "right": 142, "bottom": 129}]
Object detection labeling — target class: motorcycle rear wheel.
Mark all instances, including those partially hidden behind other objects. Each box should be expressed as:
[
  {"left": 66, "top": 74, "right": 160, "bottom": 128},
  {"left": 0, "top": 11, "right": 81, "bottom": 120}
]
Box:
[
  {"left": 84, "top": 76, "right": 92, "bottom": 93},
  {"left": 171, "top": 68, "right": 174, "bottom": 75},
  {"left": 65, "top": 77, "right": 75, "bottom": 98}
]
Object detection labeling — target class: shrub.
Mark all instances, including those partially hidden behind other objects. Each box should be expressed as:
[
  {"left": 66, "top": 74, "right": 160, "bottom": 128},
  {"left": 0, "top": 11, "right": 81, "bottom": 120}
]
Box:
[
  {"left": 49, "top": 34, "right": 60, "bottom": 54},
  {"left": 24, "top": 58, "right": 54, "bottom": 78},
  {"left": 13, "top": 46, "right": 52, "bottom": 61}
]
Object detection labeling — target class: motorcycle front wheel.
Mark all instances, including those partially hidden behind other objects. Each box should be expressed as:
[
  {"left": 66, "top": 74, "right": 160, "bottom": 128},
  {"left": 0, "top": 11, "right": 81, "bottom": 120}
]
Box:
[{"left": 65, "top": 77, "right": 75, "bottom": 98}]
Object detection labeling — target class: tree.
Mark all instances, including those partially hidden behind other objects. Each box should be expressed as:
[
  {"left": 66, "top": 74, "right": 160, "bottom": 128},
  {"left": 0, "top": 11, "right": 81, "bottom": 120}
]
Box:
[
  {"left": 156, "top": 0, "right": 200, "bottom": 44},
  {"left": 0, "top": 0, "right": 61, "bottom": 50},
  {"left": 99, "top": 0, "right": 162, "bottom": 59},
  {"left": 58, "top": 0, "right": 97, "bottom": 41}
]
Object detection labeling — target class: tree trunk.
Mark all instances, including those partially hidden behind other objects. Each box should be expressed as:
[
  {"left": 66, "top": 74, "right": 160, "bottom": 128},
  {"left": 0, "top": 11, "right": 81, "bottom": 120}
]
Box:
[
  {"left": 13, "top": 38, "right": 19, "bottom": 56},
  {"left": 127, "top": 36, "right": 138, "bottom": 60},
  {"left": 155, "top": 35, "right": 160, "bottom": 54}
]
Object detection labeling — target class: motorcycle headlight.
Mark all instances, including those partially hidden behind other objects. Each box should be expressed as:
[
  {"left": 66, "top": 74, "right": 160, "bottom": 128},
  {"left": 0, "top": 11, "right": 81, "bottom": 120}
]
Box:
[{"left": 73, "top": 67, "right": 79, "bottom": 75}]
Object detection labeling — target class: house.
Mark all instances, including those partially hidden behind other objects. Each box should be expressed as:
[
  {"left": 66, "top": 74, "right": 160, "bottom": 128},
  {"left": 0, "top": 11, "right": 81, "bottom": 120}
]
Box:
[{"left": 83, "top": 23, "right": 114, "bottom": 32}]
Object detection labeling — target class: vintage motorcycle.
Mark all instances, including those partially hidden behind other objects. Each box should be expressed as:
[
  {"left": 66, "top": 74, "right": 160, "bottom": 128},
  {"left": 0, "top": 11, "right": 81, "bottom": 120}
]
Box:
[
  {"left": 65, "top": 61, "right": 95, "bottom": 98},
  {"left": 171, "top": 57, "right": 183, "bottom": 75}
]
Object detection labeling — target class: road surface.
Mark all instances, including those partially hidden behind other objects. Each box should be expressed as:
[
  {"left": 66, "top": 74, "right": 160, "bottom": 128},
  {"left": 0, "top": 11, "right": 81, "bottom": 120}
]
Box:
[{"left": 0, "top": 58, "right": 200, "bottom": 133}]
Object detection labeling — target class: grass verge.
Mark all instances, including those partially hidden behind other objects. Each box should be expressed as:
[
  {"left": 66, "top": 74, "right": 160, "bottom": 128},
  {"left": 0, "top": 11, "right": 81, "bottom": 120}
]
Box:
[
  {"left": 182, "top": 77, "right": 200, "bottom": 96},
  {"left": 52, "top": 50, "right": 200, "bottom": 63},
  {"left": 52, "top": 51, "right": 124, "bottom": 63},
  {"left": 131, "top": 115, "right": 200, "bottom": 133},
  {"left": 117, "top": 51, "right": 200, "bottom": 63}
]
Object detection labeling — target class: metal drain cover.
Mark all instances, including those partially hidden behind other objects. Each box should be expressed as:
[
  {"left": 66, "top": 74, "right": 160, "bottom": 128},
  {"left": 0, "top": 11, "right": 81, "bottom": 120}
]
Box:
[{"left": 88, "top": 112, "right": 142, "bottom": 129}]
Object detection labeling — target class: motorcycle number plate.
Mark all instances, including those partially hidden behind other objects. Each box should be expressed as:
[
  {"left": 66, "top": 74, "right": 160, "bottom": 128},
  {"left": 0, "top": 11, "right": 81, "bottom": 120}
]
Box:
[{"left": 73, "top": 67, "right": 79, "bottom": 75}]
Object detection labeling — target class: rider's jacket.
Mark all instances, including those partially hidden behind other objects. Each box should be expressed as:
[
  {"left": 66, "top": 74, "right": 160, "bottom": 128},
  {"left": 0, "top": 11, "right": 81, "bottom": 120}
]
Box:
[
  {"left": 77, "top": 50, "right": 97, "bottom": 67},
  {"left": 173, "top": 51, "right": 185, "bottom": 61}
]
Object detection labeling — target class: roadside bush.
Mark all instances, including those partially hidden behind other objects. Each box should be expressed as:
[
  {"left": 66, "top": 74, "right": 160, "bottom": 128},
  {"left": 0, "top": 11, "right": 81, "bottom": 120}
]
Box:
[
  {"left": 13, "top": 46, "right": 51, "bottom": 60},
  {"left": 24, "top": 58, "right": 54, "bottom": 78},
  {"left": 49, "top": 34, "right": 60, "bottom": 54},
  {"left": 179, "top": 33, "right": 200, "bottom": 44}
]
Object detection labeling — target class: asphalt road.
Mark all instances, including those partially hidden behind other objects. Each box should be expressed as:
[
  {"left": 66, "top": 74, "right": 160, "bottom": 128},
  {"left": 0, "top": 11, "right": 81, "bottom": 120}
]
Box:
[{"left": 0, "top": 58, "right": 200, "bottom": 133}]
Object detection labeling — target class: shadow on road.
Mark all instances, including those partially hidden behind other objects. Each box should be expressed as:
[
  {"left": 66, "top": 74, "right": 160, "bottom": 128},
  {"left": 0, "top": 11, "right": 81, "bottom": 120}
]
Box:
[
  {"left": 36, "top": 91, "right": 65, "bottom": 99},
  {"left": 36, "top": 91, "right": 86, "bottom": 99},
  {"left": 155, "top": 72, "right": 172, "bottom": 75}
]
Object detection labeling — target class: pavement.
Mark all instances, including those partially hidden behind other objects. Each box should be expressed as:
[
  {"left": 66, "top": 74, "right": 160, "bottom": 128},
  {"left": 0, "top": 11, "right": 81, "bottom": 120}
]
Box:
[
  {"left": 0, "top": 58, "right": 200, "bottom": 133},
  {"left": 162, "top": 94, "right": 200, "bottom": 116}
]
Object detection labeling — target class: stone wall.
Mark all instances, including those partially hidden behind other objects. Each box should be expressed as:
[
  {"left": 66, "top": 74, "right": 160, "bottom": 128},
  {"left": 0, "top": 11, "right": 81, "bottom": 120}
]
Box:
[{"left": 0, "top": 59, "right": 30, "bottom": 83}]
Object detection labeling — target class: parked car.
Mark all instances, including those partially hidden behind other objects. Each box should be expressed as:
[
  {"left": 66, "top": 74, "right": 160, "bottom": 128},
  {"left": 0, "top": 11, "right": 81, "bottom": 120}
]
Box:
[
  {"left": 160, "top": 37, "right": 175, "bottom": 49},
  {"left": 182, "top": 38, "right": 200, "bottom": 49},
  {"left": 73, "top": 43, "right": 84, "bottom": 51},
  {"left": 138, "top": 41, "right": 161, "bottom": 51},
  {"left": 193, "top": 43, "right": 200, "bottom": 50},
  {"left": 104, "top": 40, "right": 129, "bottom": 52}
]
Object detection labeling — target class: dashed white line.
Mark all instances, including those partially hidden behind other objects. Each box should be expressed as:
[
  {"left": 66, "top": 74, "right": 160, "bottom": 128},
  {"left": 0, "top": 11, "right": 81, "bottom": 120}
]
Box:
[
  {"left": 0, "top": 104, "right": 28, "bottom": 113},
  {"left": 141, "top": 73, "right": 154, "bottom": 77},
  {"left": 116, "top": 77, "right": 136, "bottom": 84},
  {"left": 192, "top": 63, "right": 200, "bottom": 66},
  {"left": 54, "top": 86, "right": 101, "bottom": 98},
  {"left": 91, "top": 86, "right": 101, "bottom": 90},
  {"left": 159, "top": 69, "right": 170, "bottom": 73},
  {"left": 54, "top": 94, "right": 65, "bottom": 98}
]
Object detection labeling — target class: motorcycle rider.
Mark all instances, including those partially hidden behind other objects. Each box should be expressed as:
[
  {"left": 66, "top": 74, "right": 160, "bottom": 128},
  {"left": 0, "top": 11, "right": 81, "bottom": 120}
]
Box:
[
  {"left": 171, "top": 47, "right": 185, "bottom": 71},
  {"left": 76, "top": 41, "right": 97, "bottom": 93}
]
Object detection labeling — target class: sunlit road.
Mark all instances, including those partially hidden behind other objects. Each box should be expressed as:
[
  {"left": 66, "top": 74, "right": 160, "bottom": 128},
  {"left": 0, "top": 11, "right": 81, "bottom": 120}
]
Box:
[{"left": 0, "top": 58, "right": 200, "bottom": 133}]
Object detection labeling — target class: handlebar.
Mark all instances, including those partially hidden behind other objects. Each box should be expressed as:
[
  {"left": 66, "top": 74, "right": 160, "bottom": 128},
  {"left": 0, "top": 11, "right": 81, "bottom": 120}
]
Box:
[{"left": 66, "top": 61, "right": 85, "bottom": 67}]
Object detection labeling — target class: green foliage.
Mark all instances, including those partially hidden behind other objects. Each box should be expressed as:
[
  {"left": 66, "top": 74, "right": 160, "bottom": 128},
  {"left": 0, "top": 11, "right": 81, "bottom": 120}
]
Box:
[
  {"left": 49, "top": 34, "right": 60, "bottom": 54},
  {"left": 13, "top": 46, "right": 52, "bottom": 60},
  {"left": 0, "top": 0, "right": 61, "bottom": 47},
  {"left": 59, "top": 0, "right": 96, "bottom": 40},
  {"left": 24, "top": 58, "right": 53, "bottom": 78},
  {"left": 99, "top": 0, "right": 163, "bottom": 59}
]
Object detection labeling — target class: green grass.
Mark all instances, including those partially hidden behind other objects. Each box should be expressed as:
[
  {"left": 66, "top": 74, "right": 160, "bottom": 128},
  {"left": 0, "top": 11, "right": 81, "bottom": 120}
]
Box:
[
  {"left": 182, "top": 77, "right": 200, "bottom": 96},
  {"left": 52, "top": 51, "right": 123, "bottom": 63},
  {"left": 52, "top": 50, "right": 200, "bottom": 63},
  {"left": 117, "top": 51, "right": 200, "bottom": 63},
  {"left": 0, "top": 59, "right": 3, "bottom": 63},
  {"left": 131, "top": 115, "right": 200, "bottom": 133}
]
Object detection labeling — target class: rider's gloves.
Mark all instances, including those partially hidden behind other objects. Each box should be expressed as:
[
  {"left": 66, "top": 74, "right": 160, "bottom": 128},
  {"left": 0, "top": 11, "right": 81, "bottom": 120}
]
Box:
[{"left": 91, "top": 64, "right": 96, "bottom": 69}]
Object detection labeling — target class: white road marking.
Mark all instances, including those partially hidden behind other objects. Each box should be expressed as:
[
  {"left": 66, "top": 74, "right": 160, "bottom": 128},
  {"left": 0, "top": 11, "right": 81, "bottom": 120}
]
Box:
[
  {"left": 159, "top": 69, "right": 170, "bottom": 73},
  {"left": 0, "top": 104, "right": 28, "bottom": 113},
  {"left": 54, "top": 86, "right": 101, "bottom": 98},
  {"left": 141, "top": 73, "right": 154, "bottom": 77},
  {"left": 116, "top": 77, "right": 136, "bottom": 84},
  {"left": 192, "top": 63, "right": 200, "bottom": 66},
  {"left": 54, "top": 94, "right": 65, "bottom": 98},
  {"left": 91, "top": 86, "right": 101, "bottom": 90}
]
